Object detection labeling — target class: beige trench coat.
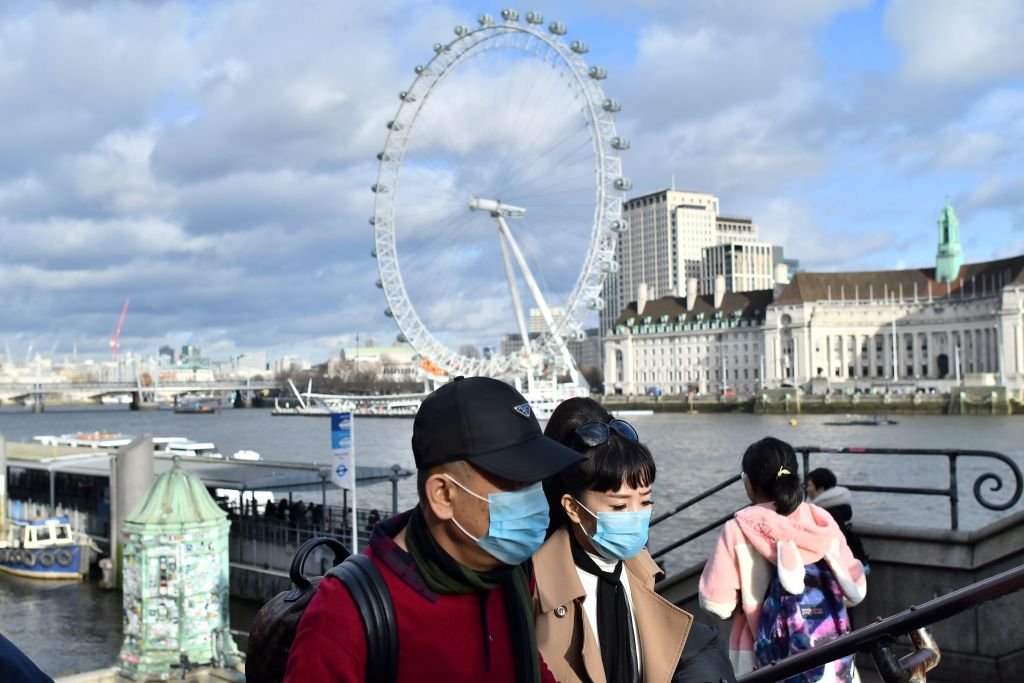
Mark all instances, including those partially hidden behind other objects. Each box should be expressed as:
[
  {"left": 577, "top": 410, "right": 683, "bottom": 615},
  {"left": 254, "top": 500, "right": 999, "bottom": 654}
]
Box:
[{"left": 533, "top": 528, "right": 693, "bottom": 683}]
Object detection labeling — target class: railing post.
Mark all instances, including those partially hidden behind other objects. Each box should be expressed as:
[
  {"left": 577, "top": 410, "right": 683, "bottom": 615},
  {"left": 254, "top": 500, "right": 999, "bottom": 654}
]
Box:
[{"left": 948, "top": 453, "right": 959, "bottom": 531}]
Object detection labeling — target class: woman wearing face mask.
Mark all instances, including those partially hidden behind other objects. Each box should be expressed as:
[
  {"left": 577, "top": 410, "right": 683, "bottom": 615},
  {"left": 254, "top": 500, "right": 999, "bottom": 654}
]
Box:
[{"left": 532, "top": 397, "right": 736, "bottom": 683}]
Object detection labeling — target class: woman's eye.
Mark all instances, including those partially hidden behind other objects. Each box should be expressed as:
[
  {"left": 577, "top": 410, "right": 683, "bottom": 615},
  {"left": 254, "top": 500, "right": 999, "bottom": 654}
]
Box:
[
  {"left": 642, "top": 499, "right": 654, "bottom": 507},
  {"left": 611, "top": 505, "right": 627, "bottom": 511}
]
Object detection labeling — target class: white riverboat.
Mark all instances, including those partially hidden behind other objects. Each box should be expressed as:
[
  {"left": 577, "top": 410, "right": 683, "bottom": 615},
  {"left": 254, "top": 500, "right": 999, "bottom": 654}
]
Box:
[{"left": 32, "top": 433, "right": 260, "bottom": 461}]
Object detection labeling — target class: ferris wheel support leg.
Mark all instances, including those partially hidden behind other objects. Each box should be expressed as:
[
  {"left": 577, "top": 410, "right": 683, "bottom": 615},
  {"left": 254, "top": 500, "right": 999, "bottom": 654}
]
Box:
[
  {"left": 494, "top": 215, "right": 582, "bottom": 387},
  {"left": 498, "top": 227, "right": 534, "bottom": 384}
]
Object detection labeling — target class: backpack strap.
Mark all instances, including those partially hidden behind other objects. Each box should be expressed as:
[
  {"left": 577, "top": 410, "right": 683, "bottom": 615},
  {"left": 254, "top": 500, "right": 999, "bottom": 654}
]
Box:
[{"left": 329, "top": 554, "right": 399, "bottom": 683}]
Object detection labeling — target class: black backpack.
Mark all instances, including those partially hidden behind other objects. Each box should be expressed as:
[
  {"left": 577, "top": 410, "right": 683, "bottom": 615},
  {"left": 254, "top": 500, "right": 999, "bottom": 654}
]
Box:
[{"left": 245, "top": 537, "right": 398, "bottom": 683}]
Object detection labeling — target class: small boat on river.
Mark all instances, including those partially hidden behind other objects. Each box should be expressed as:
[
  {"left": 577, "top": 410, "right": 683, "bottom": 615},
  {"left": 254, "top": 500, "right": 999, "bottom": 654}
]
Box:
[
  {"left": 0, "top": 516, "right": 97, "bottom": 580},
  {"left": 823, "top": 414, "right": 899, "bottom": 426}
]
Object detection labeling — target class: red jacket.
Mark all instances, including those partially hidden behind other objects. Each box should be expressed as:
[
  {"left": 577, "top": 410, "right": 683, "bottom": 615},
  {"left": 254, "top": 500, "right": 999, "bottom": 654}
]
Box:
[{"left": 284, "top": 510, "right": 557, "bottom": 682}]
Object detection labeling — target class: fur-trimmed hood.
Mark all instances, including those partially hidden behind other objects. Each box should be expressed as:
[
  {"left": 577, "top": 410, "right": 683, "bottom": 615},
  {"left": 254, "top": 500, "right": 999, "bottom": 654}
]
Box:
[
  {"left": 812, "top": 485, "right": 852, "bottom": 509},
  {"left": 732, "top": 502, "right": 846, "bottom": 595}
]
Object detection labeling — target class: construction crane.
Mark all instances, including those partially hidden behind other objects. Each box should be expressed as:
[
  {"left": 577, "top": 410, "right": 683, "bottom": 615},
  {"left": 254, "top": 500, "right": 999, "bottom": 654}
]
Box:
[{"left": 110, "top": 298, "right": 130, "bottom": 360}]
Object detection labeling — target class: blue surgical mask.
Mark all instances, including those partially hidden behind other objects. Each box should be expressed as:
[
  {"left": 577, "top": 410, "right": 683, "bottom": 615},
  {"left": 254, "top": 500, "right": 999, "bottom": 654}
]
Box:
[
  {"left": 575, "top": 499, "right": 652, "bottom": 561},
  {"left": 445, "top": 475, "right": 550, "bottom": 566}
]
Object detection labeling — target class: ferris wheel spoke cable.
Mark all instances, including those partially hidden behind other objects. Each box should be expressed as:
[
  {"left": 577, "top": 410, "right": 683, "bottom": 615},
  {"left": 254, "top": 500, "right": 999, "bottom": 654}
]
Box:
[
  {"left": 479, "top": 72, "right": 577, "bottom": 201},
  {"left": 479, "top": 72, "right": 584, "bottom": 200}
]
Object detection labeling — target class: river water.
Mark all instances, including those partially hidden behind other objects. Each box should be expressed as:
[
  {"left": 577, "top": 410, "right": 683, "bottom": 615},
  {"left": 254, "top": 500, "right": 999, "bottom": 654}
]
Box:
[{"left": 1, "top": 406, "right": 1021, "bottom": 676}]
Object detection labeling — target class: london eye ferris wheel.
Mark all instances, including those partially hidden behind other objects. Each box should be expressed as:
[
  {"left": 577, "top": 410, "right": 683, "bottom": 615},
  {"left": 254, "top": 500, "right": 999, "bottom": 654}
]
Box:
[{"left": 371, "top": 9, "right": 630, "bottom": 384}]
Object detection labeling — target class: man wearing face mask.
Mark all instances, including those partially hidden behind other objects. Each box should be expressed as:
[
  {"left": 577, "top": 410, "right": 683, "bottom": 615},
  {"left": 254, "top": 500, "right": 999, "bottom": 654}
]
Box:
[
  {"left": 285, "top": 376, "right": 584, "bottom": 683},
  {"left": 535, "top": 398, "right": 735, "bottom": 683}
]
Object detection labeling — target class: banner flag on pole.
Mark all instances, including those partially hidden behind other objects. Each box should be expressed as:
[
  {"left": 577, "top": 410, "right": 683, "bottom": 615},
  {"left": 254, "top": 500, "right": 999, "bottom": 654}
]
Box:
[{"left": 330, "top": 412, "right": 355, "bottom": 490}]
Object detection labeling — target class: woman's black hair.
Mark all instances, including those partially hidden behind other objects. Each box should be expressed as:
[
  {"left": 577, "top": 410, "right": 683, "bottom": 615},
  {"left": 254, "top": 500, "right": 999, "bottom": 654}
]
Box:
[
  {"left": 542, "top": 397, "right": 656, "bottom": 535},
  {"left": 742, "top": 436, "right": 803, "bottom": 516},
  {"left": 806, "top": 467, "right": 837, "bottom": 491}
]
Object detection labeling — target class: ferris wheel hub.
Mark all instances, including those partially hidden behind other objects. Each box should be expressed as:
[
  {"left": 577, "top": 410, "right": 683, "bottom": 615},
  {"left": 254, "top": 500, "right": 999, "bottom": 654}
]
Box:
[{"left": 469, "top": 196, "right": 526, "bottom": 218}]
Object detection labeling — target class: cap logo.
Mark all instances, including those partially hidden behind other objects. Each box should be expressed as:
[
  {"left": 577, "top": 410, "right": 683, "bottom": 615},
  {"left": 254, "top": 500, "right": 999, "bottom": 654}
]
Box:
[{"left": 512, "top": 402, "right": 532, "bottom": 419}]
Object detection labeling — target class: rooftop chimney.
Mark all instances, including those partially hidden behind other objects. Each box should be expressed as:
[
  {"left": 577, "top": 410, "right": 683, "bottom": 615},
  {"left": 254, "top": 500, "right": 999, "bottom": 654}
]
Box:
[
  {"left": 637, "top": 282, "right": 649, "bottom": 315},
  {"left": 686, "top": 278, "right": 698, "bottom": 311},
  {"left": 714, "top": 274, "right": 726, "bottom": 309}
]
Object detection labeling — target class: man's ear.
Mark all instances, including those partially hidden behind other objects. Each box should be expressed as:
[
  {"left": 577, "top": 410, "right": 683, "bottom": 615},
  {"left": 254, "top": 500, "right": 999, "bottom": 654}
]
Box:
[
  {"left": 424, "top": 471, "right": 457, "bottom": 521},
  {"left": 561, "top": 493, "right": 583, "bottom": 525}
]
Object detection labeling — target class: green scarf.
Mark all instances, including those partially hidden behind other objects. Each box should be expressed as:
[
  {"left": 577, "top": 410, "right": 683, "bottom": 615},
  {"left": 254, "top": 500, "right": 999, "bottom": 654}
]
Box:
[{"left": 406, "top": 505, "right": 540, "bottom": 683}]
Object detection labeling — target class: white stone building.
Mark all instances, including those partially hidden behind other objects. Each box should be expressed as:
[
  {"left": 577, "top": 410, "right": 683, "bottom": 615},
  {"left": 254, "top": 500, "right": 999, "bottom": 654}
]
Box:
[
  {"left": 604, "top": 276, "right": 771, "bottom": 396},
  {"left": 603, "top": 205, "right": 1024, "bottom": 396}
]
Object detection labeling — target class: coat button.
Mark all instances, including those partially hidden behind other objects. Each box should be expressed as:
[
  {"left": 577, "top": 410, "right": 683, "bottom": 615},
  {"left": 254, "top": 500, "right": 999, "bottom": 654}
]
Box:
[{"left": 554, "top": 605, "right": 567, "bottom": 618}]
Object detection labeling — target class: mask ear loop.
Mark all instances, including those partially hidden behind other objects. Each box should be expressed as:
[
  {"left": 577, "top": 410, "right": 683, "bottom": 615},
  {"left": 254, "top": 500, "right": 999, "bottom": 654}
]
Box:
[
  {"left": 442, "top": 474, "right": 488, "bottom": 541},
  {"left": 572, "top": 497, "right": 599, "bottom": 538}
]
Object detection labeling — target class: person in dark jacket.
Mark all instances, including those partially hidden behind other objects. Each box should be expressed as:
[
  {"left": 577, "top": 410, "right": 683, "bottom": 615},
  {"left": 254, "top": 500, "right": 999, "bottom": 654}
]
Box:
[
  {"left": 806, "top": 468, "right": 870, "bottom": 569},
  {"left": 0, "top": 632, "right": 53, "bottom": 683},
  {"left": 284, "top": 377, "right": 585, "bottom": 682}
]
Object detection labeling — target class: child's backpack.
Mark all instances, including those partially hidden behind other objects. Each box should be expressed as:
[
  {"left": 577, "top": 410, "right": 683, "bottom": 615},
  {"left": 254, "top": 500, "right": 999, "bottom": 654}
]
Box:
[
  {"left": 754, "top": 559, "right": 855, "bottom": 683},
  {"left": 245, "top": 536, "right": 398, "bottom": 683}
]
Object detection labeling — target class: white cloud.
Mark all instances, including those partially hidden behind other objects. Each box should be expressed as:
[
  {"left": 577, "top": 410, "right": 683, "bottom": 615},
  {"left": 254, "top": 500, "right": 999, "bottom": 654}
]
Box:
[{"left": 884, "top": 0, "right": 1024, "bottom": 85}]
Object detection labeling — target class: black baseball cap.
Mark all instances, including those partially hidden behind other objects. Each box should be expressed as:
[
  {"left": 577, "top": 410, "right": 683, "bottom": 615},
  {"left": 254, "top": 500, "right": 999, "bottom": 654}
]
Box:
[{"left": 412, "top": 376, "right": 584, "bottom": 482}]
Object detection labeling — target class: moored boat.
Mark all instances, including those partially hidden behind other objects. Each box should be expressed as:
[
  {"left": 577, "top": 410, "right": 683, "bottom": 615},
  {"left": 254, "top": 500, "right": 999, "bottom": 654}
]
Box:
[{"left": 0, "top": 516, "right": 96, "bottom": 580}]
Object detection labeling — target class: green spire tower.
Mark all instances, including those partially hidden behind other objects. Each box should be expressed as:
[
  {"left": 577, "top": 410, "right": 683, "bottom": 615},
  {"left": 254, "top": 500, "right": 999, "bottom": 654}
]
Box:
[{"left": 935, "top": 203, "right": 963, "bottom": 283}]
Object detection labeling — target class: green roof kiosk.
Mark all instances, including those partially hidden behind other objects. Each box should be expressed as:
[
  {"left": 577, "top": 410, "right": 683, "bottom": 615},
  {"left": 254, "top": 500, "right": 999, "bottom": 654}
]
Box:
[{"left": 118, "top": 457, "right": 241, "bottom": 679}]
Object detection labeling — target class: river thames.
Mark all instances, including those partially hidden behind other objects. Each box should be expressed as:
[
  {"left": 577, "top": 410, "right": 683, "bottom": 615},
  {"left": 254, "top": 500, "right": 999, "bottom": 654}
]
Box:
[{"left": 1, "top": 406, "right": 1021, "bottom": 676}]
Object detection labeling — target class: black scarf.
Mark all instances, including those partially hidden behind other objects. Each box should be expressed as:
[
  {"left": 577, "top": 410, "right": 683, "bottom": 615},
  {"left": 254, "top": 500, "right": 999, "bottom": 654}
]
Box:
[
  {"left": 570, "top": 533, "right": 640, "bottom": 683},
  {"left": 405, "top": 505, "right": 539, "bottom": 683}
]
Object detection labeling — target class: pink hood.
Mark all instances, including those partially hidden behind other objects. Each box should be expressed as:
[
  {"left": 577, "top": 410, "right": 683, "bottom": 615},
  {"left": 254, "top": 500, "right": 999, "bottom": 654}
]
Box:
[{"left": 732, "top": 502, "right": 839, "bottom": 565}]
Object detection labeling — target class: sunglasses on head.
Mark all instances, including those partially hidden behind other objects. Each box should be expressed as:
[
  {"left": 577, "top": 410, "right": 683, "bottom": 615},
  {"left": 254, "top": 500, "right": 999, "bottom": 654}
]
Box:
[{"left": 573, "top": 419, "right": 639, "bottom": 448}]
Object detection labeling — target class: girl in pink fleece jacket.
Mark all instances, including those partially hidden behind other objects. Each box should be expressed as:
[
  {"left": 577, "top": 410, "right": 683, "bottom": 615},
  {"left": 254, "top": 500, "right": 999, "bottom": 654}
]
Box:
[{"left": 699, "top": 437, "right": 867, "bottom": 680}]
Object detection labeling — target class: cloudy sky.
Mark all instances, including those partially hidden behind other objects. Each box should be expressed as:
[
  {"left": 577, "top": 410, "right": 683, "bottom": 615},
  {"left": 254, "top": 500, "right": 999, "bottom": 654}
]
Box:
[{"left": 1, "top": 0, "right": 1022, "bottom": 365}]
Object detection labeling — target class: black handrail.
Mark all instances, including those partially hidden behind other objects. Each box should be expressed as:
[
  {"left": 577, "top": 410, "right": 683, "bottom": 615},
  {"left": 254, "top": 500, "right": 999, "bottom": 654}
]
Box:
[
  {"left": 736, "top": 562, "right": 1024, "bottom": 682},
  {"left": 797, "top": 447, "right": 1023, "bottom": 531},
  {"left": 649, "top": 447, "right": 1023, "bottom": 559}
]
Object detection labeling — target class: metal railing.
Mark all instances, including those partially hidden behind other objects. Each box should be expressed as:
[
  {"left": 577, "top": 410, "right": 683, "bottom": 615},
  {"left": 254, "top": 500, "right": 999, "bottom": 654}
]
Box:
[
  {"left": 795, "top": 447, "right": 1022, "bottom": 531},
  {"left": 650, "top": 446, "right": 1023, "bottom": 559},
  {"left": 736, "top": 562, "right": 1024, "bottom": 682}
]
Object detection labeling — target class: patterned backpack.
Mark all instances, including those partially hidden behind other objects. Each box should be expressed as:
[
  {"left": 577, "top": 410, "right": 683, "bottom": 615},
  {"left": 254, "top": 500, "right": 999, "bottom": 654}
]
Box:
[{"left": 754, "top": 559, "right": 854, "bottom": 683}]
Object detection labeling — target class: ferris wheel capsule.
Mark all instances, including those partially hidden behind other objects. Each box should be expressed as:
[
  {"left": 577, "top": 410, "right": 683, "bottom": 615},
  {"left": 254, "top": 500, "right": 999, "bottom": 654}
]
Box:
[
  {"left": 386, "top": 120, "right": 402, "bottom": 131},
  {"left": 478, "top": 14, "right": 494, "bottom": 26},
  {"left": 614, "top": 177, "right": 632, "bottom": 191},
  {"left": 548, "top": 22, "right": 566, "bottom": 35},
  {"left": 602, "top": 99, "right": 621, "bottom": 112},
  {"left": 600, "top": 260, "right": 620, "bottom": 273},
  {"left": 570, "top": 40, "right": 588, "bottom": 54},
  {"left": 454, "top": 25, "right": 470, "bottom": 36},
  {"left": 609, "top": 219, "right": 627, "bottom": 233},
  {"left": 587, "top": 297, "right": 605, "bottom": 310},
  {"left": 611, "top": 136, "right": 630, "bottom": 150},
  {"left": 525, "top": 11, "right": 543, "bottom": 24},
  {"left": 501, "top": 9, "right": 519, "bottom": 21},
  {"left": 369, "top": 217, "right": 376, "bottom": 225},
  {"left": 588, "top": 66, "right": 607, "bottom": 79},
  {"left": 377, "top": 151, "right": 390, "bottom": 161},
  {"left": 375, "top": 280, "right": 383, "bottom": 288},
  {"left": 371, "top": 183, "right": 386, "bottom": 193}
]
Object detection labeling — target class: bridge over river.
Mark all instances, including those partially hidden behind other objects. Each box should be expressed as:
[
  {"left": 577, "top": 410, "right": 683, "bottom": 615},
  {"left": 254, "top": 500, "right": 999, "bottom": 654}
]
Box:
[{"left": 0, "top": 379, "right": 280, "bottom": 411}]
